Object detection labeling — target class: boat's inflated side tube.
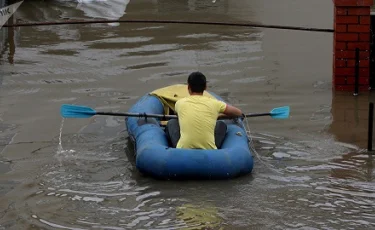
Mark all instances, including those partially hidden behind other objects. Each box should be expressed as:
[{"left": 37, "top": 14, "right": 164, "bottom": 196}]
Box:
[{"left": 125, "top": 93, "right": 254, "bottom": 179}]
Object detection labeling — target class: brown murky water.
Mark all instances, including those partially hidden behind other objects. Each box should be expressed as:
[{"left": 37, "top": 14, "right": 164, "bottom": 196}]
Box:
[{"left": 1, "top": 0, "right": 375, "bottom": 229}]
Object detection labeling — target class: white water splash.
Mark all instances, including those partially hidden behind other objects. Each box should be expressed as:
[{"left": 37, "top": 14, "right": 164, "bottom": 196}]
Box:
[
  {"left": 56, "top": 118, "right": 76, "bottom": 165},
  {"left": 58, "top": 118, "right": 65, "bottom": 154}
]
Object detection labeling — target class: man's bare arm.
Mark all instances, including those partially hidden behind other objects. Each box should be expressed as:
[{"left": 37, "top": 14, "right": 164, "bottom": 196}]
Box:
[{"left": 223, "top": 104, "right": 243, "bottom": 117}]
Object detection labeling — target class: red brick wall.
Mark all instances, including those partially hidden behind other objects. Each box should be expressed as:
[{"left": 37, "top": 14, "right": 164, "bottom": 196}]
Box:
[{"left": 333, "top": 0, "right": 372, "bottom": 91}]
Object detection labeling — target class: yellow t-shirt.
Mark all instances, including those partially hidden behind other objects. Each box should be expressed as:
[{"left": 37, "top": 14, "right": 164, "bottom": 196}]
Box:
[{"left": 175, "top": 95, "right": 227, "bottom": 149}]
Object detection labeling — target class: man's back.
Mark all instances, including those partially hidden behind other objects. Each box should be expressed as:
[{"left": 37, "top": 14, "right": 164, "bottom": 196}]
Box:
[{"left": 175, "top": 95, "right": 226, "bottom": 149}]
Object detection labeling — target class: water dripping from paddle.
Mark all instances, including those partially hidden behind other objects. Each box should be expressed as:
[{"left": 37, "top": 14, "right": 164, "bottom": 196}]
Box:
[
  {"left": 57, "top": 118, "right": 64, "bottom": 154},
  {"left": 243, "top": 118, "right": 284, "bottom": 175},
  {"left": 56, "top": 118, "right": 76, "bottom": 165}
]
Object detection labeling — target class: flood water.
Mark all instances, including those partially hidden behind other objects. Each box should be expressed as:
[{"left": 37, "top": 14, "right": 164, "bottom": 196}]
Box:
[{"left": 1, "top": 0, "right": 375, "bottom": 229}]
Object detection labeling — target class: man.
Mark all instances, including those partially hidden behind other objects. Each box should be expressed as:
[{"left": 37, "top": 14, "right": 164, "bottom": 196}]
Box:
[{"left": 166, "top": 71, "right": 243, "bottom": 149}]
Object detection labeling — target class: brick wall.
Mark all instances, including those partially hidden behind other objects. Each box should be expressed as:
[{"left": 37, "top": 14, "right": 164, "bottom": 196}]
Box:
[{"left": 333, "top": 0, "right": 372, "bottom": 91}]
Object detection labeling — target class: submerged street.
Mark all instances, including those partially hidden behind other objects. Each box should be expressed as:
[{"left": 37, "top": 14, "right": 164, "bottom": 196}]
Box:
[{"left": 1, "top": 0, "right": 374, "bottom": 229}]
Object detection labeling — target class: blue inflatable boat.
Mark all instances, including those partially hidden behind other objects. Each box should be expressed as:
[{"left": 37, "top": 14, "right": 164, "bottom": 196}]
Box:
[{"left": 125, "top": 84, "right": 254, "bottom": 179}]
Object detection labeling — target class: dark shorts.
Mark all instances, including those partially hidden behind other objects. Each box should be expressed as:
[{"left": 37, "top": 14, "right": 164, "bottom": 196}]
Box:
[{"left": 165, "top": 119, "right": 227, "bottom": 149}]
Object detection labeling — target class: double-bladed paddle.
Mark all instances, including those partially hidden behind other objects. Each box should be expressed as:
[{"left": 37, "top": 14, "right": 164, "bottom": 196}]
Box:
[{"left": 61, "top": 104, "right": 290, "bottom": 120}]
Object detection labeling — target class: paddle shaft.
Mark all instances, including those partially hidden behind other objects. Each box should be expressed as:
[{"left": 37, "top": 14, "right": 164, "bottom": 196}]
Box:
[
  {"left": 243, "top": 113, "right": 271, "bottom": 118},
  {"left": 96, "top": 112, "right": 271, "bottom": 119},
  {"left": 96, "top": 112, "right": 176, "bottom": 119}
]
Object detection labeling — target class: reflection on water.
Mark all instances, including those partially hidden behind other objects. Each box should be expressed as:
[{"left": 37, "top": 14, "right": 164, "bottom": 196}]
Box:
[
  {"left": 0, "top": 15, "right": 18, "bottom": 65},
  {"left": 176, "top": 204, "right": 223, "bottom": 230},
  {"left": 16, "top": 0, "right": 131, "bottom": 21},
  {"left": 0, "top": 0, "right": 375, "bottom": 229},
  {"left": 76, "top": 0, "right": 130, "bottom": 20},
  {"left": 329, "top": 92, "right": 370, "bottom": 148}
]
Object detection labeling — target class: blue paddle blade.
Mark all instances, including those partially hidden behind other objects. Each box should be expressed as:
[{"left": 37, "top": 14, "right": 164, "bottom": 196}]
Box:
[
  {"left": 270, "top": 106, "right": 290, "bottom": 119},
  {"left": 61, "top": 104, "right": 97, "bottom": 118}
]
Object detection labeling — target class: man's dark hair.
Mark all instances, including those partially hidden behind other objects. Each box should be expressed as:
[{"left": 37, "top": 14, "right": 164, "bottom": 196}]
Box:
[{"left": 187, "top": 71, "right": 207, "bottom": 93}]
